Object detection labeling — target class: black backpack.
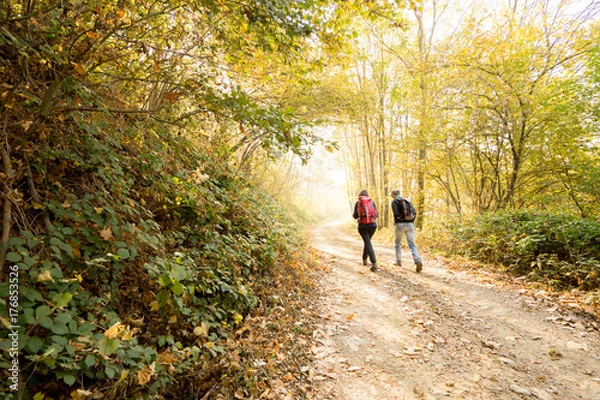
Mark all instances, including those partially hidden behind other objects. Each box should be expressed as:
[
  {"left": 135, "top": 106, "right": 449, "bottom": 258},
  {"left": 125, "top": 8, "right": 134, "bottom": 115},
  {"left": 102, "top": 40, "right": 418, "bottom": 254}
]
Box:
[{"left": 395, "top": 198, "right": 416, "bottom": 221}]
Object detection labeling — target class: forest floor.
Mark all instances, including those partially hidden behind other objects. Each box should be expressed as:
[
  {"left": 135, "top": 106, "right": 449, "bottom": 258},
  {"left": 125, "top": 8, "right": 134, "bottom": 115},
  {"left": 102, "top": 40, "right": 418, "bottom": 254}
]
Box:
[{"left": 304, "top": 219, "right": 600, "bottom": 400}]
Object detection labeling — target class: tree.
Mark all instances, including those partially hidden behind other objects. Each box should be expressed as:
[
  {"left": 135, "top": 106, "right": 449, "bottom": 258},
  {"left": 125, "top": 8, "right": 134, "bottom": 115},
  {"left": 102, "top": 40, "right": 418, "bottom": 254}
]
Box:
[
  {"left": 326, "top": 23, "right": 406, "bottom": 227},
  {"left": 363, "top": 0, "right": 447, "bottom": 227},
  {"left": 431, "top": 0, "right": 598, "bottom": 214}
]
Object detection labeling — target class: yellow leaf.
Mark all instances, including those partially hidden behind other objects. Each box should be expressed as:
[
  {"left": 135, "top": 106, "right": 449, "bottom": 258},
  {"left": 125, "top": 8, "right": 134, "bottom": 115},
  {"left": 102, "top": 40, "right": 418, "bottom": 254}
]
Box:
[
  {"left": 121, "top": 326, "right": 138, "bottom": 341},
  {"left": 149, "top": 300, "right": 160, "bottom": 311},
  {"left": 168, "top": 315, "right": 178, "bottom": 324},
  {"left": 99, "top": 226, "right": 112, "bottom": 241},
  {"left": 193, "top": 322, "right": 208, "bottom": 337},
  {"left": 37, "top": 270, "right": 55, "bottom": 283},
  {"left": 121, "top": 327, "right": 132, "bottom": 340},
  {"left": 137, "top": 363, "right": 155, "bottom": 385},
  {"left": 347, "top": 314, "right": 354, "bottom": 321},
  {"left": 71, "top": 62, "right": 86, "bottom": 76},
  {"left": 118, "top": 369, "right": 129, "bottom": 382},
  {"left": 233, "top": 314, "right": 243, "bottom": 325},
  {"left": 194, "top": 326, "right": 208, "bottom": 336},
  {"left": 94, "top": 207, "right": 103, "bottom": 214},
  {"left": 104, "top": 322, "right": 124, "bottom": 339},
  {"left": 71, "top": 389, "right": 93, "bottom": 400}
]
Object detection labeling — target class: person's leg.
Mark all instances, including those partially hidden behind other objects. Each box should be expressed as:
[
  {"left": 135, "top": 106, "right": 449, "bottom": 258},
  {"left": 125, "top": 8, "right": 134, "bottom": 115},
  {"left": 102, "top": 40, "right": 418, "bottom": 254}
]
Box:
[
  {"left": 394, "top": 223, "right": 403, "bottom": 264},
  {"left": 405, "top": 224, "right": 423, "bottom": 271},
  {"left": 358, "top": 226, "right": 371, "bottom": 263},
  {"left": 366, "top": 226, "right": 377, "bottom": 264}
]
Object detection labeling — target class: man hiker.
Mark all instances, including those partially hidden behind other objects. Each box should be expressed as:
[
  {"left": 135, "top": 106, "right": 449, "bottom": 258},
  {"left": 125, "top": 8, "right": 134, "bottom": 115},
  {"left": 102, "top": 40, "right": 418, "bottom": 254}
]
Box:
[
  {"left": 391, "top": 189, "right": 423, "bottom": 273},
  {"left": 353, "top": 189, "right": 379, "bottom": 272}
]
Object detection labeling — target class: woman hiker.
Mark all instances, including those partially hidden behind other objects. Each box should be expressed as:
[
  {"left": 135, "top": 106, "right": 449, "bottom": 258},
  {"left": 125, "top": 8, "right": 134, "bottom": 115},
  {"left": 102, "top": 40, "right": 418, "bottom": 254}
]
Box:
[{"left": 353, "top": 189, "right": 379, "bottom": 272}]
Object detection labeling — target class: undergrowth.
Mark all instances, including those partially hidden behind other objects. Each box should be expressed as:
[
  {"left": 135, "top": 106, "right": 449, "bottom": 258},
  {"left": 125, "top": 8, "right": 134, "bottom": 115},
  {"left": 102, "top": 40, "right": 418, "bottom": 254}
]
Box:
[
  {"left": 0, "top": 114, "right": 314, "bottom": 399},
  {"left": 421, "top": 210, "right": 600, "bottom": 294}
]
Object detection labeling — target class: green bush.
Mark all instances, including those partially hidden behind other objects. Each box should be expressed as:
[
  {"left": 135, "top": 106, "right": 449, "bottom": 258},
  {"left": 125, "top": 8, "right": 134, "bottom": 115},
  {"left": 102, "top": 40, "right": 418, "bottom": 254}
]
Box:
[
  {"left": 0, "top": 117, "right": 303, "bottom": 398},
  {"left": 424, "top": 210, "right": 600, "bottom": 290}
]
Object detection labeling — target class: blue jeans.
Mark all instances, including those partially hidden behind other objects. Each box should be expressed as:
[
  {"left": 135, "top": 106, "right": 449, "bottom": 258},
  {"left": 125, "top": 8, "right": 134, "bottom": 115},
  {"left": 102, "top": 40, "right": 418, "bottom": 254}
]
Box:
[{"left": 394, "top": 222, "right": 421, "bottom": 264}]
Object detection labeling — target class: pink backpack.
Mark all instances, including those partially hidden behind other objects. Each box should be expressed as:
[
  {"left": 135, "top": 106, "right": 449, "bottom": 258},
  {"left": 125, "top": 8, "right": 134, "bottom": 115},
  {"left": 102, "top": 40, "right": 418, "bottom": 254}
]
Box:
[{"left": 357, "top": 196, "right": 377, "bottom": 224}]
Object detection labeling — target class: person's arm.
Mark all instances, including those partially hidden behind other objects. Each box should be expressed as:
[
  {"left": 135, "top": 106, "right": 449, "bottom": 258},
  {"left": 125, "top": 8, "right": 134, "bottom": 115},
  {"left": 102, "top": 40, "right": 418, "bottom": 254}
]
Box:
[{"left": 352, "top": 202, "right": 358, "bottom": 219}]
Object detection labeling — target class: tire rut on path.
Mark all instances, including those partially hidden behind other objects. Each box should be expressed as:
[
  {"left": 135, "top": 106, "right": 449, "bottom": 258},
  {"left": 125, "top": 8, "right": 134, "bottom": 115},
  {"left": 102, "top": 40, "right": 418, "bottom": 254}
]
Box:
[{"left": 308, "top": 220, "right": 600, "bottom": 400}]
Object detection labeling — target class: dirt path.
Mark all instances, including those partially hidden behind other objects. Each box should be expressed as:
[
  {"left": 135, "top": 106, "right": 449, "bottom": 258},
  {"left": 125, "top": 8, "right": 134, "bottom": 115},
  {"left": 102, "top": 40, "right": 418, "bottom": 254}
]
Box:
[{"left": 308, "top": 220, "right": 600, "bottom": 400}]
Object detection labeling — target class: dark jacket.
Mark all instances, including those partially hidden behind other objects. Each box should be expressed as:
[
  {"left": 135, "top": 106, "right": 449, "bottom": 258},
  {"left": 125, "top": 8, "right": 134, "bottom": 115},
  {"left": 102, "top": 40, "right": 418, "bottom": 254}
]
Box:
[
  {"left": 353, "top": 196, "right": 378, "bottom": 226},
  {"left": 391, "top": 197, "right": 416, "bottom": 223}
]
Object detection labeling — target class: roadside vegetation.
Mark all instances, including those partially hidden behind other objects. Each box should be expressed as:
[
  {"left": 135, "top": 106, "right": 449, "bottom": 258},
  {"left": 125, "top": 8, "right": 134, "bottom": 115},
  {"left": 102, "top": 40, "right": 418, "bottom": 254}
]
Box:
[
  {"left": 421, "top": 212, "right": 600, "bottom": 311},
  {"left": 2, "top": 120, "right": 322, "bottom": 398}
]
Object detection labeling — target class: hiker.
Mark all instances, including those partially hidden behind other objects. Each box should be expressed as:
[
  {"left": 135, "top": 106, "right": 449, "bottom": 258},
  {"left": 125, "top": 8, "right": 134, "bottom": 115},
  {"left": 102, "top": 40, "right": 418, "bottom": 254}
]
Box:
[
  {"left": 390, "top": 189, "right": 423, "bottom": 273},
  {"left": 353, "top": 189, "right": 379, "bottom": 272}
]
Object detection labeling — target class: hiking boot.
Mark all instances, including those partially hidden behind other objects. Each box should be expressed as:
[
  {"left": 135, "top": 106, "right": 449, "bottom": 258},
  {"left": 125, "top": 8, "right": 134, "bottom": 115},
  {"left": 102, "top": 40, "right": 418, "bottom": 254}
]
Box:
[
  {"left": 370, "top": 263, "right": 378, "bottom": 272},
  {"left": 395, "top": 260, "right": 402, "bottom": 267},
  {"left": 415, "top": 261, "right": 423, "bottom": 273}
]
